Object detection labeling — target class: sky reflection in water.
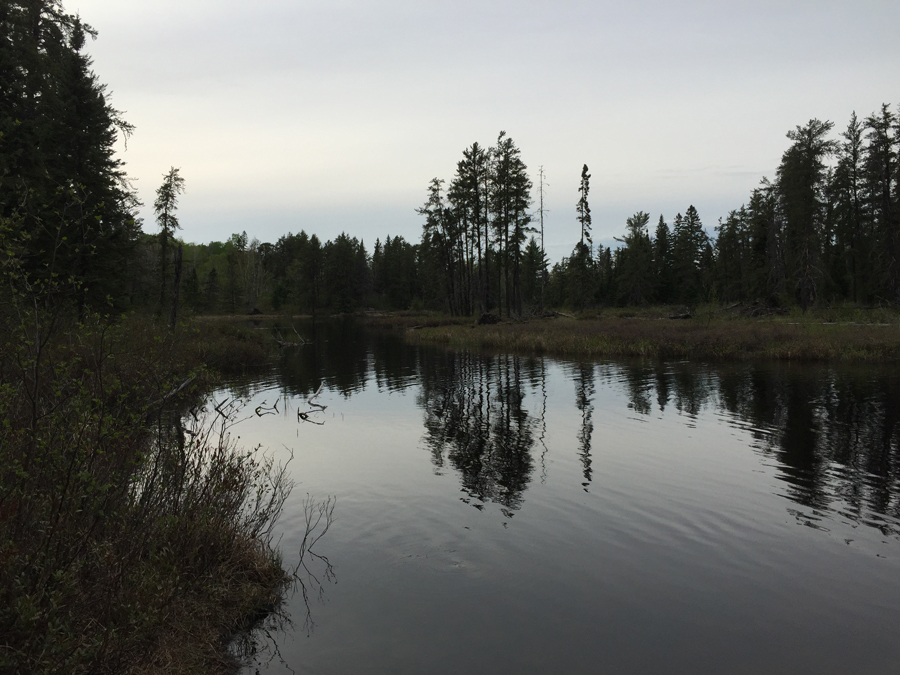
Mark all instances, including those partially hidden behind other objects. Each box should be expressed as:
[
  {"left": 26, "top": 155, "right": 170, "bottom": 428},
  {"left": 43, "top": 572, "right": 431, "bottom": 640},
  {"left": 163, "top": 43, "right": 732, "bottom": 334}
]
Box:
[{"left": 230, "top": 320, "right": 900, "bottom": 675}]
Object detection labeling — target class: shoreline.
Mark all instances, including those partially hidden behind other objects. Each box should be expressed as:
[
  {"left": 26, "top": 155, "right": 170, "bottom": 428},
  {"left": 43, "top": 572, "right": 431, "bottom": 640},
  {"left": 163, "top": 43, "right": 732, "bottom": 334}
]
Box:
[
  {"left": 1, "top": 314, "right": 292, "bottom": 675},
  {"left": 366, "top": 309, "right": 900, "bottom": 362}
]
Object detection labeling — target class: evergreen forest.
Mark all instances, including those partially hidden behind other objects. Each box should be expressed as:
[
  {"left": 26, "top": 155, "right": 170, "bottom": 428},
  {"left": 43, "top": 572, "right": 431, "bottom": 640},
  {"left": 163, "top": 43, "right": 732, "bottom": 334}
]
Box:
[
  {"left": 2, "top": 2, "right": 899, "bottom": 321},
  {"left": 142, "top": 109, "right": 900, "bottom": 319}
]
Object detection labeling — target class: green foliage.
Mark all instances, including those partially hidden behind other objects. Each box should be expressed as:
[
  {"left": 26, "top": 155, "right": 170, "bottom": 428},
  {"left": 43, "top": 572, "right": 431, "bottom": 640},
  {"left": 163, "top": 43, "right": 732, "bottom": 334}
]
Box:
[
  {"left": 714, "top": 209, "right": 750, "bottom": 302},
  {"left": 615, "top": 211, "right": 653, "bottom": 305},
  {"left": 863, "top": 105, "right": 900, "bottom": 302},
  {"left": 577, "top": 164, "right": 592, "bottom": 250},
  {"left": 0, "top": 229, "right": 290, "bottom": 671},
  {"left": 520, "top": 237, "right": 548, "bottom": 312},
  {"left": 777, "top": 119, "right": 837, "bottom": 309},
  {"left": 671, "top": 206, "right": 710, "bottom": 303},
  {"left": 154, "top": 168, "right": 186, "bottom": 238},
  {"left": 372, "top": 235, "right": 417, "bottom": 310},
  {"left": 0, "top": 307, "right": 291, "bottom": 673},
  {"left": 322, "top": 232, "right": 368, "bottom": 312},
  {"left": 0, "top": 0, "right": 138, "bottom": 310},
  {"left": 653, "top": 216, "right": 673, "bottom": 303},
  {"left": 566, "top": 242, "right": 596, "bottom": 311}
]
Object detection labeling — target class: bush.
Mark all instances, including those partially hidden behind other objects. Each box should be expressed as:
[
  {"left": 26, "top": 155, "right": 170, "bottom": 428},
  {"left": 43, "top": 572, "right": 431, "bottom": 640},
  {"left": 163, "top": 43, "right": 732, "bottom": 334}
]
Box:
[{"left": 0, "top": 306, "right": 292, "bottom": 674}]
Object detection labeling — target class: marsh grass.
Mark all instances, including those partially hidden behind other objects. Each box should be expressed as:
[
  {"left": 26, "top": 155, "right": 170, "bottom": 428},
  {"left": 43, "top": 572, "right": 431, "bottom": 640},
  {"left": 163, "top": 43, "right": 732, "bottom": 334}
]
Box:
[
  {"left": 0, "top": 312, "right": 294, "bottom": 674},
  {"left": 403, "top": 308, "right": 900, "bottom": 361},
  {"left": 360, "top": 310, "right": 471, "bottom": 331}
]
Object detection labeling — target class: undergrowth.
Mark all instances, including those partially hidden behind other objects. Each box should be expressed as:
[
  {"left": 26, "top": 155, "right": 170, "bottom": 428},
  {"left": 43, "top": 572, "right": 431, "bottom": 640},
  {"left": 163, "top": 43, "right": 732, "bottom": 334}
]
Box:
[{"left": 0, "top": 306, "right": 294, "bottom": 674}]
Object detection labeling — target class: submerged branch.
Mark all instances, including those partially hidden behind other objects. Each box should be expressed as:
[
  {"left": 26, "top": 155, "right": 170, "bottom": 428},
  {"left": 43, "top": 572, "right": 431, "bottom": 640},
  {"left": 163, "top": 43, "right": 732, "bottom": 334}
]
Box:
[{"left": 292, "top": 494, "right": 337, "bottom": 635}]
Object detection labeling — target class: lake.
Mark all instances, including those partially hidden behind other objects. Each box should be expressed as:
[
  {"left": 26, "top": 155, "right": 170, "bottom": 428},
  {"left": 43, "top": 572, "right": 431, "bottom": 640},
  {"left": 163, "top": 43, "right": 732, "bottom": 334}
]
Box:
[{"left": 228, "top": 319, "right": 900, "bottom": 675}]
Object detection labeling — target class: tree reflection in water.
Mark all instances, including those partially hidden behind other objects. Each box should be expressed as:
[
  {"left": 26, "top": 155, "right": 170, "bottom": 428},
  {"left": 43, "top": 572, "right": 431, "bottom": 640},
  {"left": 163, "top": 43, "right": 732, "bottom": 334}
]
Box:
[
  {"left": 415, "top": 349, "right": 899, "bottom": 536},
  {"left": 618, "top": 361, "right": 900, "bottom": 535},
  {"left": 573, "top": 363, "right": 595, "bottom": 490},
  {"left": 418, "top": 352, "right": 536, "bottom": 515},
  {"left": 265, "top": 319, "right": 899, "bottom": 539}
]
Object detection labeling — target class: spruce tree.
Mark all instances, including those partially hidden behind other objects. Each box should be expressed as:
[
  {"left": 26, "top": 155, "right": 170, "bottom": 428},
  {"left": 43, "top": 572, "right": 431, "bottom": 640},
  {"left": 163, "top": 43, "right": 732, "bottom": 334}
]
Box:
[
  {"left": 0, "top": 0, "right": 137, "bottom": 308},
  {"left": 829, "top": 112, "right": 868, "bottom": 301},
  {"left": 714, "top": 209, "right": 750, "bottom": 302},
  {"left": 577, "top": 164, "right": 592, "bottom": 253},
  {"left": 653, "top": 215, "right": 673, "bottom": 303},
  {"left": 671, "top": 206, "right": 709, "bottom": 303},
  {"left": 615, "top": 211, "right": 653, "bottom": 304},
  {"left": 521, "top": 236, "right": 548, "bottom": 311},
  {"left": 564, "top": 164, "right": 595, "bottom": 310},
  {"left": 418, "top": 178, "right": 457, "bottom": 314},
  {"left": 863, "top": 105, "right": 899, "bottom": 301},
  {"left": 745, "top": 182, "right": 784, "bottom": 303},
  {"left": 776, "top": 119, "right": 836, "bottom": 309},
  {"left": 154, "top": 167, "right": 186, "bottom": 315}
]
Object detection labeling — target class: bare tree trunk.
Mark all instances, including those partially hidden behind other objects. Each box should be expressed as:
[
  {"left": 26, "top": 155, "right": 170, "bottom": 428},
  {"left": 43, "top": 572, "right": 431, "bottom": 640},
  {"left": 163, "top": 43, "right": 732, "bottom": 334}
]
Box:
[{"left": 170, "top": 243, "right": 182, "bottom": 329}]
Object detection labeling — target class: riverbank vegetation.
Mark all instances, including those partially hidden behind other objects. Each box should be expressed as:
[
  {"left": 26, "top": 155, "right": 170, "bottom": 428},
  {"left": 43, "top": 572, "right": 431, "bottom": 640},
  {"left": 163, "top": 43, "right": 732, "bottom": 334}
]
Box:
[
  {"left": 397, "top": 308, "right": 900, "bottom": 361},
  {"left": 0, "top": 303, "right": 293, "bottom": 674}
]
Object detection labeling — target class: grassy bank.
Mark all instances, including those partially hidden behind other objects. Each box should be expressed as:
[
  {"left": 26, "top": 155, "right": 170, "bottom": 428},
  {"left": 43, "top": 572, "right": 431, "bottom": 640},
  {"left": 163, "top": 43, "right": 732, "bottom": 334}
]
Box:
[
  {"left": 0, "top": 312, "right": 292, "bottom": 674},
  {"left": 395, "top": 306, "right": 900, "bottom": 361}
]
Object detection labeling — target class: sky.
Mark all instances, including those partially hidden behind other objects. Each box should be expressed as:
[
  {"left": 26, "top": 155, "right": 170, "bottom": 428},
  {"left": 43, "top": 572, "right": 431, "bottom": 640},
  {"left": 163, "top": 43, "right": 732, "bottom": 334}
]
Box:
[{"left": 73, "top": 0, "right": 900, "bottom": 262}]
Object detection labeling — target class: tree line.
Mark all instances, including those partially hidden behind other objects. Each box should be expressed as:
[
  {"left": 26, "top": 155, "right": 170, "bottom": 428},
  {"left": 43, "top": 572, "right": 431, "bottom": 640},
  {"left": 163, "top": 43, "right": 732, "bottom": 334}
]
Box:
[
  {"left": 165, "top": 109, "right": 899, "bottom": 318},
  {"left": 415, "top": 110, "right": 900, "bottom": 315},
  {"left": 2, "top": 2, "right": 898, "bottom": 317},
  {"left": 571, "top": 110, "right": 900, "bottom": 311}
]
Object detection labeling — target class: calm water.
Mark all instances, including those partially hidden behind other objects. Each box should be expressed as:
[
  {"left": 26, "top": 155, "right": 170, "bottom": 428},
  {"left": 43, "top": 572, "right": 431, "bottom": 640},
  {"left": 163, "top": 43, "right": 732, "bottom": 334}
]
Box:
[{"left": 228, "top": 319, "right": 900, "bottom": 675}]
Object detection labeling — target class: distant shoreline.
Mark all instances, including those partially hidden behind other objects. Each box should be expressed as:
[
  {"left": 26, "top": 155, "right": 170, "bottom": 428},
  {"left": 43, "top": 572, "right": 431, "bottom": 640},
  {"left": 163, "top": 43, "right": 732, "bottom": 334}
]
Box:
[{"left": 363, "top": 308, "right": 900, "bottom": 362}]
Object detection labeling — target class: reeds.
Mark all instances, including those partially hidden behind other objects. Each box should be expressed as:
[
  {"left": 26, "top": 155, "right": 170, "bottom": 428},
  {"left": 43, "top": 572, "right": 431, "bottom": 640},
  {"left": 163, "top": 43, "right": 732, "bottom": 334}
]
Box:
[{"left": 404, "top": 311, "right": 900, "bottom": 361}]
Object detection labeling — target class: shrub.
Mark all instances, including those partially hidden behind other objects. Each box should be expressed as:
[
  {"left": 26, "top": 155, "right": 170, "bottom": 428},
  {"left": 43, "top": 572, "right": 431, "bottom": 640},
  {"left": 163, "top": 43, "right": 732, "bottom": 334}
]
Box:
[{"left": 0, "top": 306, "right": 292, "bottom": 674}]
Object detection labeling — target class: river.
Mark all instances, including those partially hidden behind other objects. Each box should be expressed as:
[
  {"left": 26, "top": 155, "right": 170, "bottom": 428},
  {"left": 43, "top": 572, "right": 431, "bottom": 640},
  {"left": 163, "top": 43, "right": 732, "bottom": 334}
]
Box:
[{"left": 228, "top": 318, "right": 900, "bottom": 675}]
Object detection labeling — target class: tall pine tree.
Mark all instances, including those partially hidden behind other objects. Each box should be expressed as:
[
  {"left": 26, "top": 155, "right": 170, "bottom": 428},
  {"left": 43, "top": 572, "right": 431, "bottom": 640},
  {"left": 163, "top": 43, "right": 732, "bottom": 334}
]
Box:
[
  {"left": 776, "top": 119, "right": 837, "bottom": 309},
  {"left": 0, "top": 0, "right": 138, "bottom": 308},
  {"left": 154, "top": 167, "right": 185, "bottom": 317}
]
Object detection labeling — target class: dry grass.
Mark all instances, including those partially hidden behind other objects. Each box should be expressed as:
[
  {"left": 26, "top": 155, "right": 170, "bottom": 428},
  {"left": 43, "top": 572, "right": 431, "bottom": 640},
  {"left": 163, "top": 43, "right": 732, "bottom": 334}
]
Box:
[
  {"left": 127, "top": 537, "right": 288, "bottom": 675},
  {"left": 359, "top": 310, "right": 472, "bottom": 331},
  {"left": 404, "top": 312, "right": 900, "bottom": 361}
]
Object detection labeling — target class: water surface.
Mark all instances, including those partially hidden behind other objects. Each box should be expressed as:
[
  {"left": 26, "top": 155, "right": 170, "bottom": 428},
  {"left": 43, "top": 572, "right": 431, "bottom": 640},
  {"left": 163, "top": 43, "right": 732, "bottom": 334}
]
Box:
[{"left": 229, "top": 320, "right": 900, "bottom": 674}]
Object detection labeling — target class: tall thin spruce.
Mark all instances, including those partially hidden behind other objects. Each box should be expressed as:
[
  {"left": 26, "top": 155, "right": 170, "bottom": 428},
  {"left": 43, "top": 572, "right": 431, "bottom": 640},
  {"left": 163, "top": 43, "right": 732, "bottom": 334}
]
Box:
[
  {"left": 154, "top": 167, "right": 186, "bottom": 318},
  {"left": 577, "top": 164, "right": 592, "bottom": 256}
]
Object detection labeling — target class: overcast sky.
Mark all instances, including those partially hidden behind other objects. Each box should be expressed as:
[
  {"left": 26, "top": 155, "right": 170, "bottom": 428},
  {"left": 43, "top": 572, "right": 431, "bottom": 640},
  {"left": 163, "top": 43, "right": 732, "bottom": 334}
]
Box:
[{"left": 74, "top": 0, "right": 899, "bottom": 261}]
